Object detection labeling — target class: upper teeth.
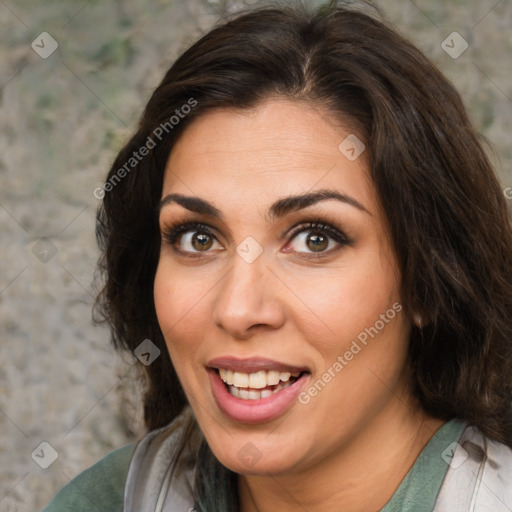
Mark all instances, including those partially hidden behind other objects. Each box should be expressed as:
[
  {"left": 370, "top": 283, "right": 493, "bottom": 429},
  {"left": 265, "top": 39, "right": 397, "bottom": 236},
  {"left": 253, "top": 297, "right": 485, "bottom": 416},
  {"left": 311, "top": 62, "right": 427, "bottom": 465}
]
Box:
[{"left": 218, "top": 369, "right": 299, "bottom": 389}]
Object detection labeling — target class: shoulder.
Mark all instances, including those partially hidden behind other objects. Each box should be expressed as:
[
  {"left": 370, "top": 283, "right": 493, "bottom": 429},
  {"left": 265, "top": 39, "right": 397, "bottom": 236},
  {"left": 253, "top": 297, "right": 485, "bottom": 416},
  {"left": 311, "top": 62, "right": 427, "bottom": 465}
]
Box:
[
  {"left": 41, "top": 443, "right": 136, "bottom": 512},
  {"left": 124, "top": 411, "right": 198, "bottom": 511},
  {"left": 435, "top": 425, "right": 512, "bottom": 511}
]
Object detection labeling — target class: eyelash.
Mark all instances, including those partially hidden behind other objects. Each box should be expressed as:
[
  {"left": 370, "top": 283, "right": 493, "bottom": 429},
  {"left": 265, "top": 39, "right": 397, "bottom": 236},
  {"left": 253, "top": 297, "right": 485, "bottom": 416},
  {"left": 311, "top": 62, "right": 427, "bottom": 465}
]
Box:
[{"left": 161, "top": 218, "right": 352, "bottom": 258}]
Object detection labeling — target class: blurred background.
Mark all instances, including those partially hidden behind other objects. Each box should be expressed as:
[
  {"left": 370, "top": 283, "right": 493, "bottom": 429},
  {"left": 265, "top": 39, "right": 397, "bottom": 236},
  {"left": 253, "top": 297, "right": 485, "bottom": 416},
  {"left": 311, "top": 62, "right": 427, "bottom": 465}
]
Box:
[{"left": 1, "top": 0, "right": 511, "bottom": 510}]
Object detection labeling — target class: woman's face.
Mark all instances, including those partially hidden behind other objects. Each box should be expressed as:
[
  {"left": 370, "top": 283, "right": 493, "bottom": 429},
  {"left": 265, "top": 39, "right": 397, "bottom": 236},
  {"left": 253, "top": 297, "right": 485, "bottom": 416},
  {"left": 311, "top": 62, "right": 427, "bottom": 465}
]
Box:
[{"left": 154, "top": 98, "right": 412, "bottom": 475}]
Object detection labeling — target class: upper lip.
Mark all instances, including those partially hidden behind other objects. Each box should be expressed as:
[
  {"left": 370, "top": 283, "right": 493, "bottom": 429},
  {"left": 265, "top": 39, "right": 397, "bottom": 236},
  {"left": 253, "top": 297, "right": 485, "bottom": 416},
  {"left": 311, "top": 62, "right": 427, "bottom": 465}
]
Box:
[{"left": 208, "top": 357, "right": 310, "bottom": 374}]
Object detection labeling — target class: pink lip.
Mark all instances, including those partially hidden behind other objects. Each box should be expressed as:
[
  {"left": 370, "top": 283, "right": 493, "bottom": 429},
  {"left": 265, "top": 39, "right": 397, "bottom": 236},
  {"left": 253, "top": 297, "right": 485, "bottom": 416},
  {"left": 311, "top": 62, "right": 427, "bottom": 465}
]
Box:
[
  {"left": 207, "top": 367, "right": 310, "bottom": 424},
  {"left": 207, "top": 356, "right": 309, "bottom": 374}
]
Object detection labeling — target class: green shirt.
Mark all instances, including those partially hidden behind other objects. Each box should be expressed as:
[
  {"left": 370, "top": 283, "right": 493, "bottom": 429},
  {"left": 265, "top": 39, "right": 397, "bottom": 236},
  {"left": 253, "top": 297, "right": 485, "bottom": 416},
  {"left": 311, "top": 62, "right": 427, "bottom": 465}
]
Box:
[
  {"left": 380, "top": 419, "right": 466, "bottom": 511},
  {"left": 42, "top": 419, "right": 466, "bottom": 512},
  {"left": 41, "top": 444, "right": 136, "bottom": 512}
]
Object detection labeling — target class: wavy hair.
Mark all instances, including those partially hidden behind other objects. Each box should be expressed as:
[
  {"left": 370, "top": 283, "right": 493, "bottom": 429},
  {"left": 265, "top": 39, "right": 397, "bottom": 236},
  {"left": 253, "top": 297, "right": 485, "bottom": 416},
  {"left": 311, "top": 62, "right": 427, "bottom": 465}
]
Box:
[{"left": 94, "top": 1, "right": 512, "bottom": 447}]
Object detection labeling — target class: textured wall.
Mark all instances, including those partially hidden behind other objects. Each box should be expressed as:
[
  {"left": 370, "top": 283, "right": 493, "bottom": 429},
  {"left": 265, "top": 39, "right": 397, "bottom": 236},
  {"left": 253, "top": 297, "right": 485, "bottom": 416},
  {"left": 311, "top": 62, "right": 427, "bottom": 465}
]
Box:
[{"left": 1, "top": 0, "right": 511, "bottom": 510}]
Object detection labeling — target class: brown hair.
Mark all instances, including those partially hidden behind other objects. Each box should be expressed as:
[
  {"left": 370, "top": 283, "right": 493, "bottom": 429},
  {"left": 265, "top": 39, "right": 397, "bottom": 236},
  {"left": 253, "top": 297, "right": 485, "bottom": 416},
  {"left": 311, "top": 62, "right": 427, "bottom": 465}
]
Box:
[{"left": 95, "top": 1, "right": 512, "bottom": 446}]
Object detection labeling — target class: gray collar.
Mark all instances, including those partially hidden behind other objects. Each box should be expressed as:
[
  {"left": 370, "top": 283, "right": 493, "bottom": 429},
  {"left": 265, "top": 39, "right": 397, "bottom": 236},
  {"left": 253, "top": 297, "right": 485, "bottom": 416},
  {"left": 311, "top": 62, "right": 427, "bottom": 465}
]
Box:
[{"left": 123, "top": 414, "right": 197, "bottom": 512}]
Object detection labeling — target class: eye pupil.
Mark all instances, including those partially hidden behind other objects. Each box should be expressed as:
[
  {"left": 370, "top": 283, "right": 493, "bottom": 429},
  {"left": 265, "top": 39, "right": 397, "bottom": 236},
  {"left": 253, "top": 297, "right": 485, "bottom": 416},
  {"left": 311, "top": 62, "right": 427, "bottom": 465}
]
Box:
[
  {"left": 307, "top": 233, "right": 328, "bottom": 252},
  {"left": 192, "top": 232, "right": 212, "bottom": 251}
]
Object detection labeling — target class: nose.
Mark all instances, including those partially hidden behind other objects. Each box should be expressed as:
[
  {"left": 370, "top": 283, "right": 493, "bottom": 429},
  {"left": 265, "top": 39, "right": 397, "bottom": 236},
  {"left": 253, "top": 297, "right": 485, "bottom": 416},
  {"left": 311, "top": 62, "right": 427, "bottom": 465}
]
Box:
[{"left": 211, "top": 253, "right": 286, "bottom": 340}]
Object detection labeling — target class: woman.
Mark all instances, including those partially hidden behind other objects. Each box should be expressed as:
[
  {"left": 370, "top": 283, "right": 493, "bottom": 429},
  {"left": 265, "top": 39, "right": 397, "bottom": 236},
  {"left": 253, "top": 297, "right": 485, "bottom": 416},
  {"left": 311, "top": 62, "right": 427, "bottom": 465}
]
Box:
[{"left": 43, "top": 1, "right": 512, "bottom": 511}]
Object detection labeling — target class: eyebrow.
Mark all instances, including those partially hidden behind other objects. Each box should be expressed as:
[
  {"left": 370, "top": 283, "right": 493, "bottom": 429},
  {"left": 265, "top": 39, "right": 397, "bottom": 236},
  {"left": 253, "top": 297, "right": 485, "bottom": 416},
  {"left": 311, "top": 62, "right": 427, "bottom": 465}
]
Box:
[{"left": 158, "top": 189, "right": 370, "bottom": 221}]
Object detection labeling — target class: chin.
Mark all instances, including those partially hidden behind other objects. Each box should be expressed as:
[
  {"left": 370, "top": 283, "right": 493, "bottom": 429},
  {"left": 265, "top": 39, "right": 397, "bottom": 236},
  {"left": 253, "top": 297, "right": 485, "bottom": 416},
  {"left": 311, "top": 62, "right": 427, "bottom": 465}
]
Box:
[
  {"left": 202, "top": 425, "right": 309, "bottom": 476},
  {"left": 217, "top": 448, "right": 302, "bottom": 477}
]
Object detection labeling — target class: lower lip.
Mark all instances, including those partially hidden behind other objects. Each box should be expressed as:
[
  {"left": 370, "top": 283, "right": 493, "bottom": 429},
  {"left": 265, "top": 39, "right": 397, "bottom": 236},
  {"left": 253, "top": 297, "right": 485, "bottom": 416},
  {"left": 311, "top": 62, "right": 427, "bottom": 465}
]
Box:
[{"left": 208, "top": 369, "right": 309, "bottom": 424}]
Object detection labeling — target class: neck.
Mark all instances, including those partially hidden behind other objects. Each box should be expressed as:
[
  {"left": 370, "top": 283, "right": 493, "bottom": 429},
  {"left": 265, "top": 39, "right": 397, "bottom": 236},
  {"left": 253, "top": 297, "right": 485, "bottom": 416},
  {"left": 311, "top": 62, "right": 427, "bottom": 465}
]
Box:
[{"left": 238, "top": 399, "right": 445, "bottom": 512}]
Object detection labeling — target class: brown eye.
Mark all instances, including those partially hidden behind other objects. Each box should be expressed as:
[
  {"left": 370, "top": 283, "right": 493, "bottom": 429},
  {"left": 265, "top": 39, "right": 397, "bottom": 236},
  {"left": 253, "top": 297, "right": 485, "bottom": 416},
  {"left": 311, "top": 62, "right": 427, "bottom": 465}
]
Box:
[
  {"left": 192, "top": 232, "right": 213, "bottom": 251},
  {"left": 285, "top": 221, "right": 352, "bottom": 256},
  {"left": 288, "top": 230, "right": 335, "bottom": 254},
  {"left": 162, "top": 224, "right": 223, "bottom": 254},
  {"left": 306, "top": 233, "right": 328, "bottom": 252}
]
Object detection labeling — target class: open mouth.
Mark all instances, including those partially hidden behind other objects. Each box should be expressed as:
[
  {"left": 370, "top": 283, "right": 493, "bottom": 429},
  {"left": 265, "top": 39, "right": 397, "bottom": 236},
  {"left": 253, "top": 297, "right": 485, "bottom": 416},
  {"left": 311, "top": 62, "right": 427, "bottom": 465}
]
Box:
[
  {"left": 215, "top": 368, "right": 307, "bottom": 400},
  {"left": 207, "top": 360, "right": 312, "bottom": 423}
]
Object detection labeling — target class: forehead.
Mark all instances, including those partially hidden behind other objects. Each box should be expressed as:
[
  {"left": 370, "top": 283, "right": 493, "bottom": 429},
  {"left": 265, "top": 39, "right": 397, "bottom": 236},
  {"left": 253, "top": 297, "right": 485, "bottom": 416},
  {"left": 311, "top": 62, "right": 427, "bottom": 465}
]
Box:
[{"left": 162, "top": 98, "right": 375, "bottom": 215}]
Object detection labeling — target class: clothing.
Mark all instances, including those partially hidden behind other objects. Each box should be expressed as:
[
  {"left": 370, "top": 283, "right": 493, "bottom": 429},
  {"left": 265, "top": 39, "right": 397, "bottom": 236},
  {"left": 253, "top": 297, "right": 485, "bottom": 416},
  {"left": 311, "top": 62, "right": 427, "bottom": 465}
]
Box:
[
  {"left": 434, "top": 424, "right": 512, "bottom": 511},
  {"left": 380, "top": 419, "right": 466, "bottom": 511},
  {"left": 41, "top": 415, "right": 512, "bottom": 511},
  {"left": 122, "top": 416, "right": 465, "bottom": 511},
  {"left": 41, "top": 443, "right": 135, "bottom": 512}
]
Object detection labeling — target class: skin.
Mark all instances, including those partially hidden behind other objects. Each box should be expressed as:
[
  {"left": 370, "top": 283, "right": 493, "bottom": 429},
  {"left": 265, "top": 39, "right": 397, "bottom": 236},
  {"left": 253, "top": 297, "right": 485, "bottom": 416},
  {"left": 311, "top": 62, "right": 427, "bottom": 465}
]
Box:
[{"left": 154, "top": 98, "right": 445, "bottom": 512}]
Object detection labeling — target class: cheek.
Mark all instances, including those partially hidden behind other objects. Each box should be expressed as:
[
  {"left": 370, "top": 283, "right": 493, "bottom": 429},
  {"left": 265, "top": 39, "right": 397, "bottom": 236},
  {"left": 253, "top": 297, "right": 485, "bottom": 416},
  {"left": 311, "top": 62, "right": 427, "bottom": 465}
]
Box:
[
  {"left": 297, "top": 301, "right": 410, "bottom": 442},
  {"left": 153, "top": 260, "right": 211, "bottom": 361},
  {"left": 290, "top": 249, "right": 401, "bottom": 355}
]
